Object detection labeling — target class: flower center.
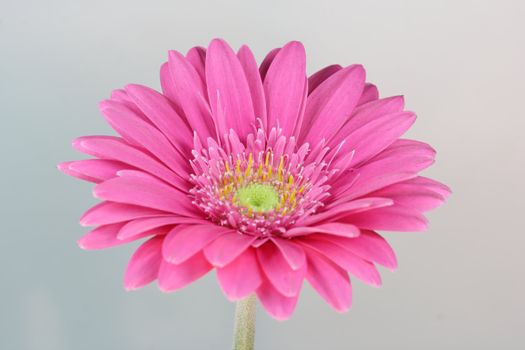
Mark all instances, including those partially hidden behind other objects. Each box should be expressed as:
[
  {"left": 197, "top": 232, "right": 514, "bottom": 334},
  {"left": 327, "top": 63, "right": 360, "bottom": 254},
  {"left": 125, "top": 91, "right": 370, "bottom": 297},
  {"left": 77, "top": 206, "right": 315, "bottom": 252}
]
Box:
[
  {"left": 236, "top": 183, "right": 279, "bottom": 213},
  {"left": 189, "top": 126, "right": 334, "bottom": 237}
]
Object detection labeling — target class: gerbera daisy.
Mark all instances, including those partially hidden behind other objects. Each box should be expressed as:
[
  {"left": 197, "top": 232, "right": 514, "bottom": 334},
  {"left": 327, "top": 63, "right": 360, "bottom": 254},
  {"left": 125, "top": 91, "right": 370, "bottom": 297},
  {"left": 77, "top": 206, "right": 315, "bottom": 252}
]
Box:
[{"left": 59, "top": 39, "right": 449, "bottom": 323}]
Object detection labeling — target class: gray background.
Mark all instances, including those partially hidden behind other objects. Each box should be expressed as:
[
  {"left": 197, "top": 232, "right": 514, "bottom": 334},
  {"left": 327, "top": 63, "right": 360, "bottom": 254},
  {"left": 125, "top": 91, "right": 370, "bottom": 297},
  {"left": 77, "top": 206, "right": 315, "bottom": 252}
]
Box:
[{"left": 1, "top": 0, "right": 524, "bottom": 349}]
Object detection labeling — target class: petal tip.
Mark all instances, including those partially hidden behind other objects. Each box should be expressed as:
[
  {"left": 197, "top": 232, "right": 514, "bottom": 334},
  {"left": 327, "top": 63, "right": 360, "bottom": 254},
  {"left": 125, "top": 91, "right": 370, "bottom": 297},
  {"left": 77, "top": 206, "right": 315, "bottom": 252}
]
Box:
[
  {"left": 284, "top": 40, "right": 305, "bottom": 51},
  {"left": 208, "top": 38, "right": 233, "bottom": 52},
  {"left": 57, "top": 161, "right": 71, "bottom": 173},
  {"left": 271, "top": 313, "right": 293, "bottom": 322},
  {"left": 157, "top": 284, "right": 173, "bottom": 293},
  {"left": 333, "top": 304, "right": 352, "bottom": 313},
  {"left": 92, "top": 187, "right": 103, "bottom": 199},
  {"left": 71, "top": 137, "right": 83, "bottom": 150},
  {"left": 77, "top": 238, "right": 89, "bottom": 250},
  {"left": 124, "top": 282, "right": 139, "bottom": 291},
  {"left": 167, "top": 50, "right": 185, "bottom": 63}
]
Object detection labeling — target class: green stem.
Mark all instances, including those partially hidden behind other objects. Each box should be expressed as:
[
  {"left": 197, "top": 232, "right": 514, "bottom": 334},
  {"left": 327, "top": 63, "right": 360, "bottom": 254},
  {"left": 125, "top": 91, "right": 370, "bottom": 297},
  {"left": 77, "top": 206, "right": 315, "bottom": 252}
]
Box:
[{"left": 232, "top": 294, "right": 257, "bottom": 350}]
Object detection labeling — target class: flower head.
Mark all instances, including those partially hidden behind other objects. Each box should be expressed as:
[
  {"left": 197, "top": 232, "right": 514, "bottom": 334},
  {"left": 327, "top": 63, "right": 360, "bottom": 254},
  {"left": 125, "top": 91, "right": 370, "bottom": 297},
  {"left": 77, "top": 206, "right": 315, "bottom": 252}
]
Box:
[{"left": 59, "top": 39, "right": 450, "bottom": 320}]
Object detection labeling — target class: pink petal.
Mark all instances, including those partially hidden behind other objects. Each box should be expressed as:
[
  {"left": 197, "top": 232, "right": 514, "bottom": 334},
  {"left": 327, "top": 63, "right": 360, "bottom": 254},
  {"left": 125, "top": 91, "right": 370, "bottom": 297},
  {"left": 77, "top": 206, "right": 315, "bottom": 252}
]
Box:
[
  {"left": 124, "top": 84, "right": 193, "bottom": 156},
  {"left": 311, "top": 231, "right": 397, "bottom": 270},
  {"left": 372, "top": 139, "right": 436, "bottom": 163},
  {"left": 168, "top": 50, "right": 216, "bottom": 142},
  {"left": 329, "top": 96, "right": 405, "bottom": 147},
  {"left": 299, "top": 197, "right": 393, "bottom": 226},
  {"left": 307, "top": 64, "right": 342, "bottom": 94},
  {"left": 157, "top": 252, "right": 212, "bottom": 292},
  {"left": 334, "top": 112, "right": 417, "bottom": 168},
  {"left": 257, "top": 241, "right": 306, "bottom": 297},
  {"left": 256, "top": 278, "right": 299, "bottom": 321},
  {"left": 61, "top": 159, "right": 129, "bottom": 183},
  {"left": 342, "top": 205, "right": 428, "bottom": 232},
  {"left": 162, "top": 224, "right": 234, "bottom": 264},
  {"left": 58, "top": 161, "right": 96, "bottom": 183},
  {"left": 58, "top": 161, "right": 105, "bottom": 183},
  {"left": 216, "top": 248, "right": 262, "bottom": 301},
  {"left": 237, "top": 45, "right": 267, "bottom": 126},
  {"left": 72, "top": 136, "right": 185, "bottom": 191},
  {"left": 99, "top": 100, "right": 190, "bottom": 184},
  {"left": 347, "top": 231, "right": 397, "bottom": 269},
  {"left": 293, "top": 80, "right": 309, "bottom": 139},
  {"left": 305, "top": 247, "right": 352, "bottom": 312},
  {"left": 402, "top": 176, "right": 452, "bottom": 198},
  {"left": 124, "top": 235, "right": 163, "bottom": 290},
  {"left": 93, "top": 171, "right": 198, "bottom": 217},
  {"left": 332, "top": 139, "right": 436, "bottom": 200},
  {"left": 328, "top": 154, "right": 359, "bottom": 185},
  {"left": 284, "top": 222, "right": 360, "bottom": 238},
  {"left": 369, "top": 177, "right": 448, "bottom": 212},
  {"left": 78, "top": 222, "right": 124, "bottom": 249},
  {"left": 109, "top": 89, "right": 146, "bottom": 117},
  {"left": 78, "top": 223, "right": 170, "bottom": 250},
  {"left": 259, "top": 47, "right": 280, "bottom": 79},
  {"left": 206, "top": 39, "right": 255, "bottom": 140},
  {"left": 299, "top": 65, "right": 366, "bottom": 145},
  {"left": 203, "top": 232, "right": 257, "bottom": 267},
  {"left": 357, "top": 83, "right": 379, "bottom": 105},
  {"left": 80, "top": 201, "right": 168, "bottom": 227},
  {"left": 354, "top": 95, "right": 405, "bottom": 120},
  {"left": 300, "top": 237, "right": 381, "bottom": 286},
  {"left": 159, "top": 62, "right": 185, "bottom": 117},
  {"left": 270, "top": 237, "right": 306, "bottom": 270},
  {"left": 185, "top": 46, "right": 206, "bottom": 83},
  {"left": 118, "top": 217, "right": 208, "bottom": 240},
  {"left": 264, "top": 41, "right": 307, "bottom": 136}
]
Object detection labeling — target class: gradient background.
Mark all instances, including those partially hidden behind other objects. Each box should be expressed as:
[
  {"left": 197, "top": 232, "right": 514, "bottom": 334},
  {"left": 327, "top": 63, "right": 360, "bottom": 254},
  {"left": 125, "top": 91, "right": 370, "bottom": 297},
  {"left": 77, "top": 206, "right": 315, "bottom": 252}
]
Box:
[{"left": 2, "top": 0, "right": 524, "bottom": 349}]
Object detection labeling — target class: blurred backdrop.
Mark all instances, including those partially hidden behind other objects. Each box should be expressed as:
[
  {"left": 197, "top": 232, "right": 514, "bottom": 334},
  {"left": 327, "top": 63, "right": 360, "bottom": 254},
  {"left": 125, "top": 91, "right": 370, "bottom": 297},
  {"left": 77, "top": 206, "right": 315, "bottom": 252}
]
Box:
[{"left": 1, "top": 0, "right": 524, "bottom": 349}]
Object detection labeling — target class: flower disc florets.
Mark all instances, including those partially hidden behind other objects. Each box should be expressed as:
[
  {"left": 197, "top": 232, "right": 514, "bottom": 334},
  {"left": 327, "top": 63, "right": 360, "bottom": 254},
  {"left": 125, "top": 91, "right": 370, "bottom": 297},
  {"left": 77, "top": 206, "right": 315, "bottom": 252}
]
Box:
[{"left": 190, "top": 126, "right": 335, "bottom": 237}]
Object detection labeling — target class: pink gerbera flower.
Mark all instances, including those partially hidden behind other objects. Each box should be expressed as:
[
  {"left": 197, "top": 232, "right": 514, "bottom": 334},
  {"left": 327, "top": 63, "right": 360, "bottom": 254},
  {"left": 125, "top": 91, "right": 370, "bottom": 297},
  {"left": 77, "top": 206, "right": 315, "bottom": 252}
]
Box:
[{"left": 59, "top": 39, "right": 449, "bottom": 320}]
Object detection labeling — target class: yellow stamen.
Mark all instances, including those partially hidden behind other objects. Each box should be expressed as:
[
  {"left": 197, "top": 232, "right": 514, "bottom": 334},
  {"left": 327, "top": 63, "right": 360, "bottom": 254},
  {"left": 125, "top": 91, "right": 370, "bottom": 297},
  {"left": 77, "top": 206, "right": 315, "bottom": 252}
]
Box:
[
  {"left": 289, "top": 189, "right": 296, "bottom": 203},
  {"left": 245, "top": 153, "right": 253, "bottom": 178},
  {"left": 278, "top": 156, "right": 284, "bottom": 182},
  {"left": 236, "top": 159, "right": 241, "bottom": 175}
]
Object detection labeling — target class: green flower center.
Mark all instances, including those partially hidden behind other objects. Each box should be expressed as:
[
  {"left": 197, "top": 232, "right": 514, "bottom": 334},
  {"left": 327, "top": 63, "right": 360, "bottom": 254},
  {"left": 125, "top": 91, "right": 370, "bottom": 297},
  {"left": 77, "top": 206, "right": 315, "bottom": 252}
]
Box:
[{"left": 236, "top": 183, "right": 279, "bottom": 213}]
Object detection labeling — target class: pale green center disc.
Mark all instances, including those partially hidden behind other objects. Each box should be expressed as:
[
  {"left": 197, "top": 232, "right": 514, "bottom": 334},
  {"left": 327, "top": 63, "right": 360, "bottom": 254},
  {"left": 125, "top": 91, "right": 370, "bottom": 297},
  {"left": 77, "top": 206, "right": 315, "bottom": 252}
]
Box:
[{"left": 236, "top": 183, "right": 279, "bottom": 212}]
